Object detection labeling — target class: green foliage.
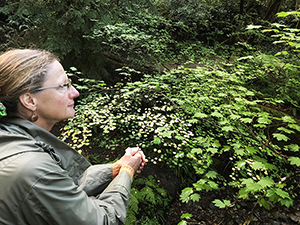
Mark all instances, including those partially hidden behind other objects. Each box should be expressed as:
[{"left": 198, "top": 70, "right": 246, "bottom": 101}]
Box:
[
  {"left": 0, "top": 1, "right": 299, "bottom": 223},
  {"left": 0, "top": 0, "right": 112, "bottom": 78},
  {"left": 125, "top": 176, "right": 171, "bottom": 225},
  {"left": 212, "top": 199, "right": 231, "bottom": 208},
  {"left": 264, "top": 12, "right": 300, "bottom": 58},
  {"left": 240, "top": 12, "right": 300, "bottom": 113},
  {"left": 60, "top": 11, "right": 300, "bottom": 219},
  {"left": 62, "top": 60, "right": 300, "bottom": 220},
  {"left": 89, "top": 14, "right": 175, "bottom": 65},
  {"left": 178, "top": 213, "right": 192, "bottom": 225},
  {"left": 88, "top": 12, "right": 217, "bottom": 66},
  {"left": 226, "top": 53, "right": 300, "bottom": 113},
  {"left": 0, "top": 0, "right": 107, "bottom": 53},
  {"left": 0, "top": 0, "right": 160, "bottom": 78}
]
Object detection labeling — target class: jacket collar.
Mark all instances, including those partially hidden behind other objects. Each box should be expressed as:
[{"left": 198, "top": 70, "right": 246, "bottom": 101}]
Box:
[{"left": 0, "top": 117, "right": 90, "bottom": 180}]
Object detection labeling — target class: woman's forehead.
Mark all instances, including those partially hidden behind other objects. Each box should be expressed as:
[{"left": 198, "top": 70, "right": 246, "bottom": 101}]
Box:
[{"left": 45, "top": 61, "right": 67, "bottom": 82}]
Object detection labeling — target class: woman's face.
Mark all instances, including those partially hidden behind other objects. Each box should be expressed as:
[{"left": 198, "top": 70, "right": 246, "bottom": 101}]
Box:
[{"left": 33, "top": 60, "right": 79, "bottom": 130}]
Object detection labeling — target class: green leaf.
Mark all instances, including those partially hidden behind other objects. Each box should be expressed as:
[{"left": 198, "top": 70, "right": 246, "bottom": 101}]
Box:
[
  {"left": 266, "top": 189, "right": 278, "bottom": 202},
  {"left": 178, "top": 221, "right": 188, "bottom": 225},
  {"left": 273, "top": 133, "right": 289, "bottom": 142},
  {"left": 218, "top": 93, "right": 227, "bottom": 97},
  {"left": 206, "top": 170, "right": 218, "bottom": 179},
  {"left": 222, "top": 126, "right": 234, "bottom": 132},
  {"left": 277, "top": 127, "right": 294, "bottom": 134},
  {"left": 181, "top": 213, "right": 192, "bottom": 219},
  {"left": 211, "top": 111, "right": 223, "bottom": 118},
  {"left": 190, "top": 193, "right": 201, "bottom": 202},
  {"left": 238, "top": 188, "right": 249, "bottom": 199},
  {"left": 191, "top": 148, "right": 203, "bottom": 154},
  {"left": 276, "top": 12, "right": 289, "bottom": 17},
  {"left": 258, "top": 177, "right": 275, "bottom": 188},
  {"left": 246, "top": 146, "right": 257, "bottom": 154},
  {"left": 251, "top": 161, "right": 266, "bottom": 170},
  {"left": 212, "top": 140, "right": 221, "bottom": 148},
  {"left": 257, "top": 117, "right": 272, "bottom": 124},
  {"left": 235, "top": 160, "right": 246, "bottom": 168},
  {"left": 282, "top": 116, "right": 296, "bottom": 123},
  {"left": 230, "top": 114, "right": 241, "bottom": 120},
  {"left": 161, "top": 131, "right": 174, "bottom": 138},
  {"left": 212, "top": 199, "right": 231, "bottom": 208},
  {"left": 212, "top": 199, "right": 225, "bottom": 208},
  {"left": 180, "top": 187, "right": 193, "bottom": 203},
  {"left": 237, "top": 56, "right": 254, "bottom": 61},
  {"left": 254, "top": 124, "right": 266, "bottom": 128},
  {"left": 288, "top": 123, "right": 300, "bottom": 131},
  {"left": 235, "top": 148, "right": 246, "bottom": 156},
  {"left": 240, "top": 118, "right": 253, "bottom": 123},
  {"left": 275, "top": 189, "right": 290, "bottom": 199},
  {"left": 152, "top": 137, "right": 161, "bottom": 145},
  {"left": 223, "top": 200, "right": 231, "bottom": 207},
  {"left": 194, "top": 112, "right": 208, "bottom": 118},
  {"left": 246, "top": 25, "right": 262, "bottom": 30},
  {"left": 221, "top": 145, "right": 231, "bottom": 152},
  {"left": 274, "top": 51, "right": 289, "bottom": 56},
  {"left": 207, "top": 180, "right": 219, "bottom": 190},
  {"left": 247, "top": 183, "right": 262, "bottom": 192},
  {"left": 258, "top": 198, "right": 270, "bottom": 210},
  {"left": 280, "top": 198, "right": 293, "bottom": 208},
  {"left": 241, "top": 178, "right": 253, "bottom": 185},
  {"left": 207, "top": 147, "right": 218, "bottom": 154},
  {"left": 284, "top": 144, "right": 299, "bottom": 152},
  {"left": 288, "top": 157, "right": 300, "bottom": 166}
]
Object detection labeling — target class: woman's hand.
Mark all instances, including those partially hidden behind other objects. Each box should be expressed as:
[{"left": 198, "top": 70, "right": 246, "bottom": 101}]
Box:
[
  {"left": 125, "top": 147, "right": 146, "bottom": 173},
  {"left": 113, "top": 147, "right": 146, "bottom": 179}
]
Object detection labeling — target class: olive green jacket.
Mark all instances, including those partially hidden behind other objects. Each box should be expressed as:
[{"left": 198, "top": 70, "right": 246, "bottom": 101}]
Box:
[{"left": 0, "top": 118, "right": 131, "bottom": 225}]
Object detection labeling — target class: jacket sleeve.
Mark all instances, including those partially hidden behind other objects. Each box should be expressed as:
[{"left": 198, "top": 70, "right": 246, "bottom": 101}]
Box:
[
  {"left": 19, "top": 156, "right": 132, "bottom": 225},
  {"left": 76, "top": 164, "right": 114, "bottom": 196}
]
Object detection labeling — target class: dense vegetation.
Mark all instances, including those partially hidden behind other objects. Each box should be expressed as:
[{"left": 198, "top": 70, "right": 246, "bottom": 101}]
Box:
[{"left": 1, "top": 0, "right": 299, "bottom": 224}]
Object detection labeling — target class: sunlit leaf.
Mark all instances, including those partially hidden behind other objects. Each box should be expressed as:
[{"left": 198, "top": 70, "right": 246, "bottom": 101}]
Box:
[
  {"left": 240, "top": 118, "right": 252, "bottom": 123},
  {"left": 206, "top": 170, "right": 218, "bottom": 179},
  {"left": 190, "top": 193, "right": 201, "bottom": 202},
  {"left": 257, "top": 117, "right": 272, "bottom": 124},
  {"left": 275, "top": 189, "right": 290, "bottom": 199},
  {"left": 251, "top": 161, "right": 265, "bottom": 170},
  {"left": 284, "top": 144, "right": 299, "bottom": 152},
  {"left": 194, "top": 112, "right": 208, "bottom": 118},
  {"left": 181, "top": 213, "right": 192, "bottom": 219},
  {"left": 273, "top": 133, "right": 289, "bottom": 142},
  {"left": 212, "top": 199, "right": 230, "bottom": 208},
  {"left": 288, "top": 157, "right": 300, "bottom": 166},
  {"left": 246, "top": 25, "right": 262, "bottom": 30},
  {"left": 222, "top": 126, "right": 234, "bottom": 132},
  {"left": 211, "top": 111, "right": 223, "bottom": 118},
  {"left": 277, "top": 127, "right": 294, "bottom": 134},
  {"left": 258, "top": 177, "right": 274, "bottom": 188}
]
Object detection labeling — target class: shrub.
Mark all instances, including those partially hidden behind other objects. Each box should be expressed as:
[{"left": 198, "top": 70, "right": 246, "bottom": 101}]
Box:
[{"left": 62, "top": 62, "right": 300, "bottom": 221}]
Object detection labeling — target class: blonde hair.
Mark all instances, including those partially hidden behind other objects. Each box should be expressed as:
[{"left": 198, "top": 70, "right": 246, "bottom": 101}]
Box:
[{"left": 0, "top": 49, "right": 57, "bottom": 117}]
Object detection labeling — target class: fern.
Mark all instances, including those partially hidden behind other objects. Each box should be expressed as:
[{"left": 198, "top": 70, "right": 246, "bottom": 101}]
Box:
[{"left": 125, "top": 176, "right": 171, "bottom": 225}]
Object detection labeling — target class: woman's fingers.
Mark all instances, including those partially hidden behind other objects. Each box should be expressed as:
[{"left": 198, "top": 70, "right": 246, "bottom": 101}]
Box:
[{"left": 124, "top": 147, "right": 146, "bottom": 173}]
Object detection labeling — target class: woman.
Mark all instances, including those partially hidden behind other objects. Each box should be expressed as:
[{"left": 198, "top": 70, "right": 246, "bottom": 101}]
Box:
[{"left": 0, "top": 49, "right": 145, "bottom": 225}]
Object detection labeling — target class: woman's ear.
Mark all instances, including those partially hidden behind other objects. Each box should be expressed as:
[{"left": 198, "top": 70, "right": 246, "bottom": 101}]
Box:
[{"left": 19, "top": 93, "right": 37, "bottom": 111}]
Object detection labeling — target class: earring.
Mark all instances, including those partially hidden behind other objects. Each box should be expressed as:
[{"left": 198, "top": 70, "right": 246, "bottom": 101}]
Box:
[{"left": 30, "top": 110, "right": 38, "bottom": 122}]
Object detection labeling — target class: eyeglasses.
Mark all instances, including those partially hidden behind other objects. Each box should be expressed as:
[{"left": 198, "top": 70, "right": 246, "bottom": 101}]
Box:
[{"left": 36, "top": 78, "right": 72, "bottom": 93}]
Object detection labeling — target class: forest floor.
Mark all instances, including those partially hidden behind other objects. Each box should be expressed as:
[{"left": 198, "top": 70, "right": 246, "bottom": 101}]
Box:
[{"left": 51, "top": 122, "right": 300, "bottom": 225}]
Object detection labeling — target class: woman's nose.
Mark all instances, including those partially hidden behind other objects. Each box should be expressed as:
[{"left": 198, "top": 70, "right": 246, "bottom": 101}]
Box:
[{"left": 68, "top": 85, "right": 80, "bottom": 98}]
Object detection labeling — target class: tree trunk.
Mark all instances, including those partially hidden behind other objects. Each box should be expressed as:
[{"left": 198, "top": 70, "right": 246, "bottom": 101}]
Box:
[{"left": 264, "top": 0, "right": 284, "bottom": 21}]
